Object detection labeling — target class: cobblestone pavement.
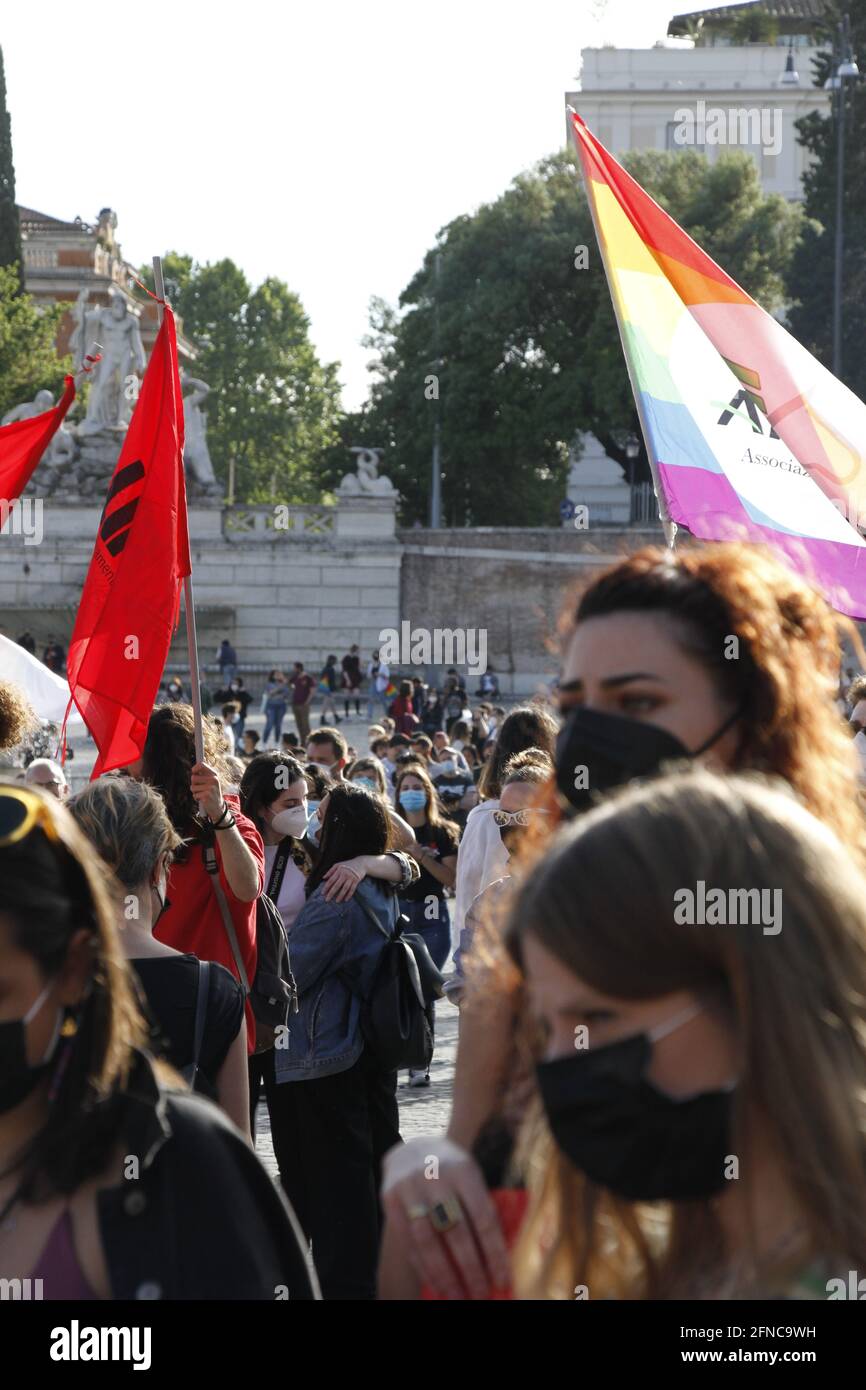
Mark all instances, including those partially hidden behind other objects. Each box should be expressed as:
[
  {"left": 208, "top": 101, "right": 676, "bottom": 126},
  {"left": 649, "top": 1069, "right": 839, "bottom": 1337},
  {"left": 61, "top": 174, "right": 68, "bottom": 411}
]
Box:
[{"left": 253, "top": 1000, "right": 458, "bottom": 1180}]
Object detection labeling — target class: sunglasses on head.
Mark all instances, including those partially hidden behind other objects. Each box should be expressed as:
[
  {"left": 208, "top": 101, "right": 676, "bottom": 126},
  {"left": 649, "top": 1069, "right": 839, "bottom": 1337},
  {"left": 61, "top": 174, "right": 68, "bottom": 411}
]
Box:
[
  {"left": 0, "top": 785, "right": 62, "bottom": 848},
  {"left": 492, "top": 808, "right": 549, "bottom": 828}
]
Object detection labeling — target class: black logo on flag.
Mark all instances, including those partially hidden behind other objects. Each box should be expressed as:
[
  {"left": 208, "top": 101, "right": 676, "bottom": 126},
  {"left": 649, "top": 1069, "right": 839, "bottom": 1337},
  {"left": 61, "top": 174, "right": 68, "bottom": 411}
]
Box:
[{"left": 99, "top": 460, "right": 145, "bottom": 557}]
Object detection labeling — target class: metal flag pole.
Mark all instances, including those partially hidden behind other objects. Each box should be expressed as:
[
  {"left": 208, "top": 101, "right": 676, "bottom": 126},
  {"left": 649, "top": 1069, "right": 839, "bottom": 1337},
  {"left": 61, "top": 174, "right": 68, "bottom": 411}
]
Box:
[{"left": 152, "top": 254, "right": 205, "bottom": 766}]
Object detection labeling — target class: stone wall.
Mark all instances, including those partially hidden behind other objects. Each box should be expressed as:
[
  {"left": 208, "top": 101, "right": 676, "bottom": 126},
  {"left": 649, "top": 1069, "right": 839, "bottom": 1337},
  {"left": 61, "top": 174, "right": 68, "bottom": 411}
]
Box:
[
  {"left": 0, "top": 500, "right": 663, "bottom": 694},
  {"left": 397, "top": 526, "right": 664, "bottom": 694}
]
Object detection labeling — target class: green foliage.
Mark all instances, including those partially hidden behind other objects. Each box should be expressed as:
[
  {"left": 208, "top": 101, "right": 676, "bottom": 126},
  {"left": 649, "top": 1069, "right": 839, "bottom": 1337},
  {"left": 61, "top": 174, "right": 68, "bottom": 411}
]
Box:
[
  {"left": 361, "top": 146, "right": 806, "bottom": 524},
  {"left": 728, "top": 11, "right": 779, "bottom": 45},
  {"left": 140, "top": 256, "right": 341, "bottom": 503},
  {"left": 787, "top": 1, "right": 866, "bottom": 396},
  {"left": 0, "top": 47, "right": 22, "bottom": 286},
  {"left": 0, "top": 263, "right": 69, "bottom": 419}
]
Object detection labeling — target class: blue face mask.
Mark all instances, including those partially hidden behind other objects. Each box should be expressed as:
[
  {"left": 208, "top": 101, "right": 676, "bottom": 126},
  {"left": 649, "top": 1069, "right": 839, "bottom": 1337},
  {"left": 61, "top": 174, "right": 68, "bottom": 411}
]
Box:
[
  {"left": 399, "top": 789, "right": 427, "bottom": 813},
  {"left": 437, "top": 761, "right": 456, "bottom": 777},
  {"left": 353, "top": 777, "right": 378, "bottom": 792}
]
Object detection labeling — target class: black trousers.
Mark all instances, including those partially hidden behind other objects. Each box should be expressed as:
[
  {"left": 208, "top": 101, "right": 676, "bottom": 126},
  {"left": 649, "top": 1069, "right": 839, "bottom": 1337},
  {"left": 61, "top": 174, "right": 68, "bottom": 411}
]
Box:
[{"left": 250, "top": 1048, "right": 400, "bottom": 1300}]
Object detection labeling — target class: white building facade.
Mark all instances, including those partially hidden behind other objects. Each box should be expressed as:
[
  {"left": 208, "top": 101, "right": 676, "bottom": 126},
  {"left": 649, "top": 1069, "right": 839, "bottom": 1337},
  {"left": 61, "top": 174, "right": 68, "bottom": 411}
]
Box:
[{"left": 567, "top": 37, "right": 830, "bottom": 201}]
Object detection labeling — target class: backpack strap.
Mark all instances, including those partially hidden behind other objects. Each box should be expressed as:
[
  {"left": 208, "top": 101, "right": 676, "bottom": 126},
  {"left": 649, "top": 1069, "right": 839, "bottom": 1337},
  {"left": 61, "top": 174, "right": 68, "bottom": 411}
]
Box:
[
  {"left": 351, "top": 891, "right": 395, "bottom": 942},
  {"left": 203, "top": 841, "right": 251, "bottom": 996}
]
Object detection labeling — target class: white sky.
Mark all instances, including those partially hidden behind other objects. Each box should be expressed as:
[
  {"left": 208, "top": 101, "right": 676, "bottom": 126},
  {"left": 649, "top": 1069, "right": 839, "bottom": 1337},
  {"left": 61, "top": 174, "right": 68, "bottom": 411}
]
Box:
[{"left": 3, "top": 0, "right": 740, "bottom": 408}]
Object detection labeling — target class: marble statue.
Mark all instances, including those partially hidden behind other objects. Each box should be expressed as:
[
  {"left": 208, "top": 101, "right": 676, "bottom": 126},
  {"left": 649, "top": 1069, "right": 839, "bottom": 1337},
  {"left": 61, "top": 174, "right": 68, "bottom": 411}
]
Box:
[
  {"left": 1, "top": 389, "right": 76, "bottom": 467},
  {"left": 71, "top": 289, "right": 146, "bottom": 434},
  {"left": 181, "top": 372, "right": 219, "bottom": 491},
  {"left": 338, "top": 446, "right": 397, "bottom": 496}
]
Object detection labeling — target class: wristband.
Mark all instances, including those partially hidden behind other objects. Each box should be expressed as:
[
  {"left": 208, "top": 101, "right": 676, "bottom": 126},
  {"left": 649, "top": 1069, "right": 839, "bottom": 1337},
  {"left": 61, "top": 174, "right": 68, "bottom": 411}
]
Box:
[{"left": 210, "top": 801, "right": 235, "bottom": 830}]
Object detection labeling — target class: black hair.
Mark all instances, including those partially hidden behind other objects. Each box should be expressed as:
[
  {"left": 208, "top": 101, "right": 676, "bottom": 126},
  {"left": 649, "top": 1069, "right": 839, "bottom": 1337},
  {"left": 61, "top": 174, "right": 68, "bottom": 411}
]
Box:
[
  {"left": 239, "top": 753, "right": 307, "bottom": 834},
  {"left": 305, "top": 784, "right": 390, "bottom": 897}
]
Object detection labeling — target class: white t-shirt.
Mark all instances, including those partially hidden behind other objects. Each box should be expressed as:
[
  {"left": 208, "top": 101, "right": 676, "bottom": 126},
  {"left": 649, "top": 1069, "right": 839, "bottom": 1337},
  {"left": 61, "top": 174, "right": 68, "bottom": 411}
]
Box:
[
  {"left": 263, "top": 843, "right": 308, "bottom": 933},
  {"left": 452, "top": 799, "right": 509, "bottom": 951},
  {"left": 368, "top": 660, "right": 390, "bottom": 693}
]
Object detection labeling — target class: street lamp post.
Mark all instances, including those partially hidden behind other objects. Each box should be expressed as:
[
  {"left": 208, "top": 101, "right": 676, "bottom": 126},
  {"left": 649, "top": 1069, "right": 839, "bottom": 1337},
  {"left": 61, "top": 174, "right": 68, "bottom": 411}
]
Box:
[
  {"left": 430, "top": 251, "right": 443, "bottom": 529},
  {"left": 825, "top": 14, "right": 860, "bottom": 380},
  {"left": 625, "top": 434, "right": 640, "bottom": 522}
]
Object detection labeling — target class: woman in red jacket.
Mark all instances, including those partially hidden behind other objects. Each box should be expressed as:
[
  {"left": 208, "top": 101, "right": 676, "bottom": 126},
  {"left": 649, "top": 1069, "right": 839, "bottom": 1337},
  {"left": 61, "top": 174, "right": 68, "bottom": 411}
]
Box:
[
  {"left": 388, "top": 680, "right": 419, "bottom": 735},
  {"left": 126, "top": 703, "right": 263, "bottom": 1056}
]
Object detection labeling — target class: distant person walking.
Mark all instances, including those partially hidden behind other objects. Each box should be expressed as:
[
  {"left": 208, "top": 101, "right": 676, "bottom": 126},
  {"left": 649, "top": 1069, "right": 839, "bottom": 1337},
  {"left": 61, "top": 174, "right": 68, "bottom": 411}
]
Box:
[
  {"left": 290, "top": 662, "right": 316, "bottom": 743},
  {"left": 342, "top": 644, "right": 363, "bottom": 718},
  {"left": 366, "top": 650, "right": 390, "bottom": 722},
  {"left": 319, "top": 654, "right": 342, "bottom": 725},
  {"left": 217, "top": 639, "right": 238, "bottom": 684},
  {"left": 263, "top": 670, "right": 289, "bottom": 747}
]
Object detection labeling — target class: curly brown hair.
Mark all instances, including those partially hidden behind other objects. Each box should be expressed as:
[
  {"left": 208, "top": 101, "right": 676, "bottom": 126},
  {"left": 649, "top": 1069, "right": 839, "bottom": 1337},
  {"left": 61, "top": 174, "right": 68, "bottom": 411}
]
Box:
[
  {"left": 140, "top": 703, "right": 232, "bottom": 834},
  {"left": 0, "top": 679, "right": 38, "bottom": 753},
  {"left": 563, "top": 542, "right": 866, "bottom": 859}
]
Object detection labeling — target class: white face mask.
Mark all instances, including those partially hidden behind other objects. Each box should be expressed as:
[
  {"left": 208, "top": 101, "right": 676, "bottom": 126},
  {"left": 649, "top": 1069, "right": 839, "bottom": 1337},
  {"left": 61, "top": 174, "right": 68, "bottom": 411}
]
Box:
[{"left": 270, "top": 804, "right": 309, "bottom": 839}]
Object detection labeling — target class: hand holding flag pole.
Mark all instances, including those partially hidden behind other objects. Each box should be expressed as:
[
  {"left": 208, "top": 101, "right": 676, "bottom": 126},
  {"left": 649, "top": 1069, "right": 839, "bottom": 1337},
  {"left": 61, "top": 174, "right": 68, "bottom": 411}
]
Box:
[{"left": 152, "top": 256, "right": 206, "bottom": 773}]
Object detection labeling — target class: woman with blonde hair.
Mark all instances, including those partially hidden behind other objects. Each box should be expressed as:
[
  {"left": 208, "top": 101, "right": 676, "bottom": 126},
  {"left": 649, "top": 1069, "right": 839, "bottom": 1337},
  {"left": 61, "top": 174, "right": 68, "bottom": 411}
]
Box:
[
  {"left": 505, "top": 769, "right": 866, "bottom": 1299},
  {"left": 70, "top": 776, "right": 250, "bottom": 1138}
]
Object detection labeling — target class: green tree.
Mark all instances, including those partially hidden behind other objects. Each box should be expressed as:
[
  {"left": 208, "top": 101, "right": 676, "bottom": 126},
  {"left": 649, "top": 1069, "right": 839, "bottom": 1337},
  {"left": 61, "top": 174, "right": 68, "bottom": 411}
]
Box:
[
  {"left": 0, "top": 47, "right": 22, "bottom": 285},
  {"left": 0, "top": 263, "right": 69, "bottom": 419},
  {"left": 142, "top": 256, "right": 341, "bottom": 502},
  {"left": 787, "top": 1, "right": 866, "bottom": 397},
  {"left": 363, "top": 147, "right": 806, "bottom": 525}
]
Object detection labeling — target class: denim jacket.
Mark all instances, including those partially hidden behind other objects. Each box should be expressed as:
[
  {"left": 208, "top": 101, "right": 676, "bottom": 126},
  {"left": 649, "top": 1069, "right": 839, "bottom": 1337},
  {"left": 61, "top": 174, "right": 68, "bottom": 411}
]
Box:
[{"left": 274, "top": 878, "right": 399, "bottom": 1081}]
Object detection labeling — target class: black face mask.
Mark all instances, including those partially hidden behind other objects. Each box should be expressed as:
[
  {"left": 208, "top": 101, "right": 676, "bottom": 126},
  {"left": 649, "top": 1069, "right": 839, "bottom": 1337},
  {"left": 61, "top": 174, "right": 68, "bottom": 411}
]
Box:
[
  {"left": 535, "top": 1013, "right": 734, "bottom": 1202},
  {"left": 555, "top": 705, "right": 741, "bottom": 815},
  {"left": 0, "top": 981, "right": 62, "bottom": 1116}
]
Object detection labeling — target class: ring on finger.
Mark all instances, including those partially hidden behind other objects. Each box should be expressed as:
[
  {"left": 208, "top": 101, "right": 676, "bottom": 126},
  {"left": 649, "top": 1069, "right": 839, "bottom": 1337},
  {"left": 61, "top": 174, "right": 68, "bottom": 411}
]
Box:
[
  {"left": 406, "top": 1202, "right": 431, "bottom": 1221},
  {"left": 429, "top": 1195, "right": 464, "bottom": 1234}
]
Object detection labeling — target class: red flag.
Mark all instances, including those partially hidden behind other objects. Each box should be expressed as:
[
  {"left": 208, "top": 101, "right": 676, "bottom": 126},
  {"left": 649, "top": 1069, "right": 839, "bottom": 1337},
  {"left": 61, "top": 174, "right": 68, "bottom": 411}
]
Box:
[
  {"left": 67, "top": 308, "right": 192, "bottom": 776},
  {"left": 0, "top": 377, "right": 75, "bottom": 501}
]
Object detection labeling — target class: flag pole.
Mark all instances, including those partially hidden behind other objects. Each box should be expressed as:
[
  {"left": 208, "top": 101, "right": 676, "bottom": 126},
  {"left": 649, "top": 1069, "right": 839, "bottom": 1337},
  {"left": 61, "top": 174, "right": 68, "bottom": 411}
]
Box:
[
  {"left": 568, "top": 108, "right": 677, "bottom": 550},
  {"left": 152, "top": 255, "right": 206, "bottom": 766}
]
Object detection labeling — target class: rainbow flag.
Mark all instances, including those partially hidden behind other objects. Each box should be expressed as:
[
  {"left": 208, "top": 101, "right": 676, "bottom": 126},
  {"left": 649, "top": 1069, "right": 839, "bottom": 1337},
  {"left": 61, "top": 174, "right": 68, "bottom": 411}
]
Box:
[{"left": 570, "top": 110, "right": 866, "bottom": 618}]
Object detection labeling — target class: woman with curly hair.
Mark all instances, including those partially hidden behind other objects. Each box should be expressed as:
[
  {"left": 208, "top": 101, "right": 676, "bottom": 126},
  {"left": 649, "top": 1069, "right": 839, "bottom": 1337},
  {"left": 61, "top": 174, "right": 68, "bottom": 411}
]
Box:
[
  {"left": 0, "top": 679, "right": 37, "bottom": 764},
  {"left": 381, "top": 541, "right": 866, "bottom": 1300},
  {"left": 126, "top": 703, "right": 264, "bottom": 1055}
]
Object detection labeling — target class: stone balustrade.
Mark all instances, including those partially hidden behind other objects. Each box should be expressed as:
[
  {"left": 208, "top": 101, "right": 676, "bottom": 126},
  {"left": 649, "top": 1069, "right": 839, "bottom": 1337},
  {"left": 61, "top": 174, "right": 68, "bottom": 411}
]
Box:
[{"left": 222, "top": 504, "right": 336, "bottom": 541}]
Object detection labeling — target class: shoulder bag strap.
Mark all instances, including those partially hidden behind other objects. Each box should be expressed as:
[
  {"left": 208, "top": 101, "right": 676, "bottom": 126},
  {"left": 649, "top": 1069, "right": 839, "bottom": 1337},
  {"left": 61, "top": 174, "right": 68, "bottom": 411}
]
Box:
[
  {"left": 190, "top": 960, "right": 210, "bottom": 1078},
  {"left": 267, "top": 837, "right": 292, "bottom": 901},
  {"left": 203, "top": 841, "right": 251, "bottom": 995}
]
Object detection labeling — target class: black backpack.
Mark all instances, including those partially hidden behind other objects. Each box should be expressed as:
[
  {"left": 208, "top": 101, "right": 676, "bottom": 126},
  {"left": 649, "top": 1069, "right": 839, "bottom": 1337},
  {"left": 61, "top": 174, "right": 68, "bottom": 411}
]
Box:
[
  {"left": 351, "top": 896, "right": 445, "bottom": 1072},
  {"left": 204, "top": 839, "right": 299, "bottom": 1054}
]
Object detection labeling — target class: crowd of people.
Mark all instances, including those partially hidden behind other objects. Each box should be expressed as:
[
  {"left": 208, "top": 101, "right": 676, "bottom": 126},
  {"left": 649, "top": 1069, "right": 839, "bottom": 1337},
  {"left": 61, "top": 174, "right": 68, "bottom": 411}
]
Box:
[{"left": 3, "top": 539, "right": 866, "bottom": 1303}]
